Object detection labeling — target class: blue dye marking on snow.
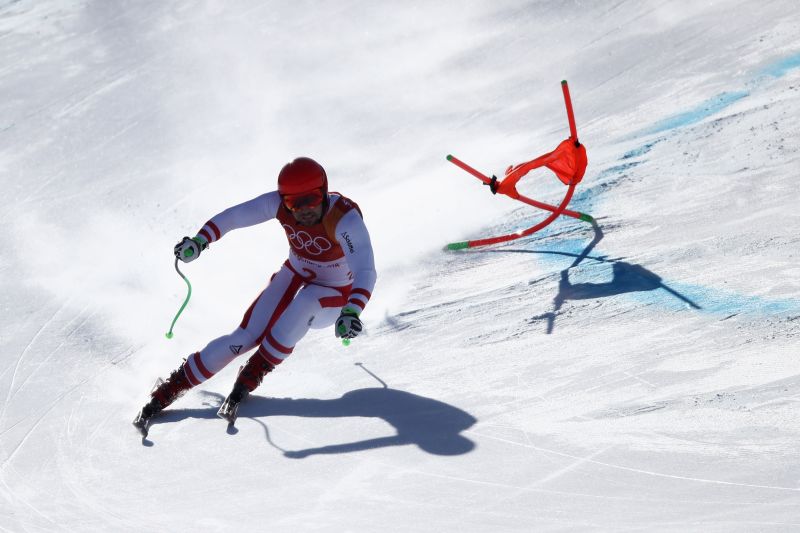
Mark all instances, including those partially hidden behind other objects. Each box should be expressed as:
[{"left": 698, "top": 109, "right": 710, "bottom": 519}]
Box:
[
  {"left": 627, "top": 281, "right": 800, "bottom": 317},
  {"left": 569, "top": 187, "right": 596, "bottom": 210},
  {"left": 595, "top": 161, "right": 641, "bottom": 179},
  {"left": 621, "top": 138, "right": 664, "bottom": 160},
  {"left": 513, "top": 238, "right": 800, "bottom": 318},
  {"left": 568, "top": 160, "right": 632, "bottom": 212},
  {"left": 535, "top": 238, "right": 589, "bottom": 256},
  {"left": 630, "top": 53, "right": 800, "bottom": 140},
  {"left": 760, "top": 52, "right": 800, "bottom": 79},
  {"left": 641, "top": 91, "right": 750, "bottom": 136}
]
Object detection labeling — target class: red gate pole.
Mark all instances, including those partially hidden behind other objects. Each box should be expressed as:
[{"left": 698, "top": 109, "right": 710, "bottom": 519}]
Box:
[
  {"left": 561, "top": 80, "right": 579, "bottom": 144},
  {"left": 446, "top": 154, "right": 591, "bottom": 221}
]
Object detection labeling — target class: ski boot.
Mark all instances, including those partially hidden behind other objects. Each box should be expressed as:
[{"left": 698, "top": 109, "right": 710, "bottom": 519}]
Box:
[
  {"left": 217, "top": 354, "right": 274, "bottom": 424},
  {"left": 133, "top": 362, "right": 193, "bottom": 437},
  {"left": 217, "top": 382, "right": 249, "bottom": 424}
]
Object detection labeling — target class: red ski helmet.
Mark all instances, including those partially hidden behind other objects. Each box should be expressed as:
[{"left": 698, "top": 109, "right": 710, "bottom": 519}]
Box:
[{"left": 277, "top": 157, "right": 328, "bottom": 197}]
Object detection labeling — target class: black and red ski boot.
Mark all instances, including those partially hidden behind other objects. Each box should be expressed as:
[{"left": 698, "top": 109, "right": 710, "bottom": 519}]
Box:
[
  {"left": 217, "top": 382, "right": 249, "bottom": 424},
  {"left": 217, "top": 354, "right": 274, "bottom": 424},
  {"left": 133, "top": 361, "right": 194, "bottom": 437}
]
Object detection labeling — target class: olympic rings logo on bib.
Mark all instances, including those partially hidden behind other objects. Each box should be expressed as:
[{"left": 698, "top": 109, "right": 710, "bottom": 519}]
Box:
[{"left": 283, "top": 224, "right": 333, "bottom": 256}]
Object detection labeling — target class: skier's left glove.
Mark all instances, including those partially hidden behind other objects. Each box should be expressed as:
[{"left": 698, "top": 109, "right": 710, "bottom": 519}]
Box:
[{"left": 335, "top": 307, "right": 363, "bottom": 339}]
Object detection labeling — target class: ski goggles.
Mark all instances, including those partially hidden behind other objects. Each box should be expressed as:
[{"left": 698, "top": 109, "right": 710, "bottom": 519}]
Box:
[{"left": 282, "top": 189, "right": 325, "bottom": 211}]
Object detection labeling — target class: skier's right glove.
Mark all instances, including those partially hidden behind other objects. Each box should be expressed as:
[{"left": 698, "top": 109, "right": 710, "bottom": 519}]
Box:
[
  {"left": 174, "top": 236, "right": 207, "bottom": 263},
  {"left": 335, "top": 307, "right": 363, "bottom": 339}
]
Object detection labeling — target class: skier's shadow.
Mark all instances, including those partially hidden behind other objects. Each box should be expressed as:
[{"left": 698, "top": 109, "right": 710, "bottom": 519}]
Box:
[
  {"left": 242, "top": 387, "right": 476, "bottom": 458},
  {"left": 484, "top": 220, "right": 701, "bottom": 333},
  {"left": 155, "top": 381, "right": 477, "bottom": 458}
]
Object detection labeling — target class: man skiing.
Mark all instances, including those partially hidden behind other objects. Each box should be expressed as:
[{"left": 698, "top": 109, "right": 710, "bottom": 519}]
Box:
[{"left": 133, "top": 157, "right": 377, "bottom": 436}]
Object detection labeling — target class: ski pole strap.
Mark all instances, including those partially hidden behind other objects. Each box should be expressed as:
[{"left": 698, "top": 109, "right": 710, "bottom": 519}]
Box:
[{"left": 166, "top": 258, "right": 192, "bottom": 339}]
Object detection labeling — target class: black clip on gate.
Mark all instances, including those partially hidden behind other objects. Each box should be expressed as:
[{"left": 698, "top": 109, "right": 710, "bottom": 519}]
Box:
[{"left": 484, "top": 175, "right": 499, "bottom": 194}]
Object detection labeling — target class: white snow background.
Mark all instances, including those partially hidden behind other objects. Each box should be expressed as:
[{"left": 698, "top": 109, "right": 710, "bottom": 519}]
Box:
[{"left": 2, "top": 1, "right": 800, "bottom": 531}]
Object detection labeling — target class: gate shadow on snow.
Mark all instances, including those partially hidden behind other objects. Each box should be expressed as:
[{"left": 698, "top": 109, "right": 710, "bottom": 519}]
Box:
[
  {"left": 482, "top": 220, "right": 700, "bottom": 333},
  {"left": 150, "top": 384, "right": 477, "bottom": 458}
]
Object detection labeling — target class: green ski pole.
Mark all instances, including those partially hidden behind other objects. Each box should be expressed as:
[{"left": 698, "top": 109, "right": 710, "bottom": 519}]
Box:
[
  {"left": 337, "top": 321, "right": 351, "bottom": 347},
  {"left": 166, "top": 258, "right": 192, "bottom": 339}
]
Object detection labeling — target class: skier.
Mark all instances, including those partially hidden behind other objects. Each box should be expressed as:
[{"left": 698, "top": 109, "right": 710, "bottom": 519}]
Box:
[{"left": 133, "top": 157, "right": 377, "bottom": 436}]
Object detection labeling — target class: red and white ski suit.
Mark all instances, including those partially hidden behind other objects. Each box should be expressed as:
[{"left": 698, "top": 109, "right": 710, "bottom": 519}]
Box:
[{"left": 181, "top": 191, "right": 377, "bottom": 386}]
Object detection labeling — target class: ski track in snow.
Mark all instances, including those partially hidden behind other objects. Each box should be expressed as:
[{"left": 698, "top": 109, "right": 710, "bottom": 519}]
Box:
[
  {"left": 7, "top": 306, "right": 96, "bottom": 402},
  {"left": 0, "top": 343, "right": 140, "bottom": 469},
  {"left": 0, "top": 342, "right": 141, "bottom": 532},
  {"left": 468, "top": 431, "right": 800, "bottom": 493},
  {"left": 0, "top": 300, "right": 72, "bottom": 431}
]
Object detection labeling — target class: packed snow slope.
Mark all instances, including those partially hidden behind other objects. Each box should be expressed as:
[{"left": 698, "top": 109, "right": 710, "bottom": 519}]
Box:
[{"left": 2, "top": 1, "right": 800, "bottom": 531}]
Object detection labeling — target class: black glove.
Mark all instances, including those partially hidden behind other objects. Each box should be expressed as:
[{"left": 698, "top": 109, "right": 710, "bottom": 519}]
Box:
[
  {"left": 335, "top": 308, "right": 363, "bottom": 339},
  {"left": 174, "top": 236, "right": 207, "bottom": 263}
]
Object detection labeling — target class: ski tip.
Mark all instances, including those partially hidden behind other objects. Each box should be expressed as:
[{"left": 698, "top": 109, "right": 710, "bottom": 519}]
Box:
[{"left": 579, "top": 212, "right": 594, "bottom": 222}]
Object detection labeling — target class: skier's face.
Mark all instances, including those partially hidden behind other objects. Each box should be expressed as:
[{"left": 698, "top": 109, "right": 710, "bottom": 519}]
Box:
[
  {"left": 283, "top": 189, "right": 325, "bottom": 226},
  {"left": 291, "top": 203, "right": 324, "bottom": 226}
]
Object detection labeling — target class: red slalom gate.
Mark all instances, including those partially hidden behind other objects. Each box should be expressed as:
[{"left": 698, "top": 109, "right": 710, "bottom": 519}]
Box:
[{"left": 446, "top": 80, "right": 592, "bottom": 250}]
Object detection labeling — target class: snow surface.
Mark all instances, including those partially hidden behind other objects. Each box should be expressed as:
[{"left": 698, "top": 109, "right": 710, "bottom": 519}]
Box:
[{"left": 2, "top": 1, "right": 800, "bottom": 531}]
